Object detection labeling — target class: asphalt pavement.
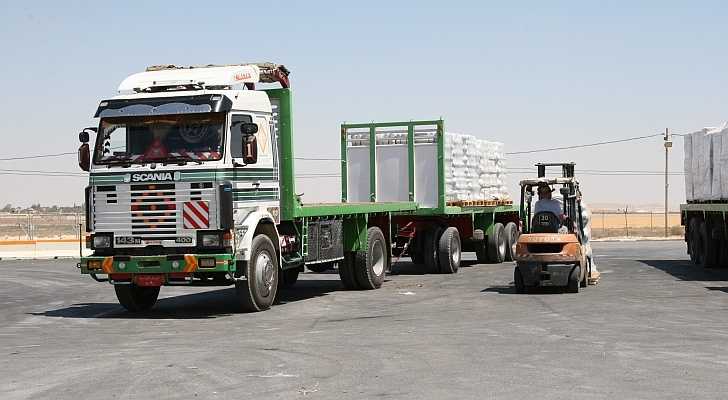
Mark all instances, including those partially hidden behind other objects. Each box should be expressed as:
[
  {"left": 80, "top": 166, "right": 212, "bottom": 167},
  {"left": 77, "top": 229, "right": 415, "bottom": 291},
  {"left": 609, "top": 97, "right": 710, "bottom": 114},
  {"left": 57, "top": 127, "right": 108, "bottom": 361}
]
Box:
[{"left": 1, "top": 241, "right": 727, "bottom": 400}]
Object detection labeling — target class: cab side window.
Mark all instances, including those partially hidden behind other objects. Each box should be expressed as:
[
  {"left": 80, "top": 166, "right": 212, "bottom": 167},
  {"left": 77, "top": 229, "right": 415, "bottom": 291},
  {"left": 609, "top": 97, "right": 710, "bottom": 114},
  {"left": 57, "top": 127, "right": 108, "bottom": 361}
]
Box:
[{"left": 230, "top": 114, "right": 253, "bottom": 159}]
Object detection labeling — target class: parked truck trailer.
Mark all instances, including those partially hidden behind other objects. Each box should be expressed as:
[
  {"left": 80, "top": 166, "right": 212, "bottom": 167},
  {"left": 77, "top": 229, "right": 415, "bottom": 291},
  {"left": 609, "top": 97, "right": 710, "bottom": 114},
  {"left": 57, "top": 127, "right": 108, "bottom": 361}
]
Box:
[
  {"left": 681, "top": 125, "right": 728, "bottom": 268},
  {"left": 77, "top": 63, "right": 520, "bottom": 312}
]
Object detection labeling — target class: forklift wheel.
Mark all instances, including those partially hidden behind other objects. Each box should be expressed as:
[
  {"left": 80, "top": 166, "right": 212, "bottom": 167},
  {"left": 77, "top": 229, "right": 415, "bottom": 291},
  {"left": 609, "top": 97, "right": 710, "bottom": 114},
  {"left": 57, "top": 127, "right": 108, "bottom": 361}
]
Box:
[
  {"left": 514, "top": 266, "right": 526, "bottom": 294},
  {"left": 567, "top": 265, "right": 580, "bottom": 293}
]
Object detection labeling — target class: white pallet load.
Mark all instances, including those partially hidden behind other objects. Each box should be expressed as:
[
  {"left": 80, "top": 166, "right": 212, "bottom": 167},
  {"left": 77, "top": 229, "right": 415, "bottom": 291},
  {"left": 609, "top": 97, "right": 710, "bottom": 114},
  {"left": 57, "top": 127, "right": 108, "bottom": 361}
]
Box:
[
  {"left": 347, "top": 129, "right": 510, "bottom": 206},
  {"left": 684, "top": 122, "right": 728, "bottom": 201}
]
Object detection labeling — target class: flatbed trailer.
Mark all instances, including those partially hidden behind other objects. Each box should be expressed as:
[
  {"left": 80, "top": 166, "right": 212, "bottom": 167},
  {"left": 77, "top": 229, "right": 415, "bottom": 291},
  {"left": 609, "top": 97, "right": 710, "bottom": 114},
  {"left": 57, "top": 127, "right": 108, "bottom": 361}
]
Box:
[
  {"left": 77, "top": 63, "right": 518, "bottom": 312},
  {"left": 681, "top": 202, "right": 728, "bottom": 268}
]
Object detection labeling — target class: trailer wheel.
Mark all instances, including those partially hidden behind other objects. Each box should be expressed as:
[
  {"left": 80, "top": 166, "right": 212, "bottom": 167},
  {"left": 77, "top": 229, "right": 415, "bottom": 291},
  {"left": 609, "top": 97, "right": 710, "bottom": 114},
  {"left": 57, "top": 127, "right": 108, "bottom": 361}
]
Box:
[
  {"left": 503, "top": 222, "right": 519, "bottom": 262},
  {"left": 438, "top": 227, "right": 461, "bottom": 274},
  {"left": 338, "top": 252, "right": 360, "bottom": 289},
  {"left": 354, "top": 227, "right": 389, "bottom": 289},
  {"left": 487, "top": 223, "right": 506, "bottom": 263},
  {"left": 514, "top": 266, "right": 526, "bottom": 294},
  {"left": 409, "top": 232, "right": 425, "bottom": 265},
  {"left": 475, "top": 242, "right": 488, "bottom": 264},
  {"left": 115, "top": 284, "right": 160, "bottom": 312},
  {"left": 424, "top": 227, "right": 444, "bottom": 274},
  {"left": 279, "top": 268, "right": 300, "bottom": 288},
  {"left": 235, "top": 234, "right": 279, "bottom": 312},
  {"left": 567, "top": 265, "right": 580, "bottom": 293},
  {"left": 699, "top": 220, "right": 720, "bottom": 268},
  {"left": 688, "top": 218, "right": 703, "bottom": 265}
]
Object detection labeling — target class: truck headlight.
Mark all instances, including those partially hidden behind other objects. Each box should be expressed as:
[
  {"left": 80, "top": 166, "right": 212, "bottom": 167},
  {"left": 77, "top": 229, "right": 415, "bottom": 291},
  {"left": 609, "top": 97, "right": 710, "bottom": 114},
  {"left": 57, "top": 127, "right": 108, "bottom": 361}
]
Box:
[
  {"left": 200, "top": 232, "right": 221, "bottom": 248},
  {"left": 92, "top": 234, "right": 112, "bottom": 249}
]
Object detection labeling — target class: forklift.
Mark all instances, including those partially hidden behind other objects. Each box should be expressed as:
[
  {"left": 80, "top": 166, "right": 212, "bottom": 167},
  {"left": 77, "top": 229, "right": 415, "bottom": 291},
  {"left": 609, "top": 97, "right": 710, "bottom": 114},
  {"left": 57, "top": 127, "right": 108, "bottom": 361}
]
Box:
[{"left": 513, "top": 163, "right": 593, "bottom": 293}]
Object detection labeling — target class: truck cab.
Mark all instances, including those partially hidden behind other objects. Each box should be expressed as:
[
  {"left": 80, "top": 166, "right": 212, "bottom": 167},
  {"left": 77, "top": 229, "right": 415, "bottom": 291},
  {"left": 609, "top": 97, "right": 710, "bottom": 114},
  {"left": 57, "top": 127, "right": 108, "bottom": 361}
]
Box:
[{"left": 78, "top": 63, "right": 291, "bottom": 311}]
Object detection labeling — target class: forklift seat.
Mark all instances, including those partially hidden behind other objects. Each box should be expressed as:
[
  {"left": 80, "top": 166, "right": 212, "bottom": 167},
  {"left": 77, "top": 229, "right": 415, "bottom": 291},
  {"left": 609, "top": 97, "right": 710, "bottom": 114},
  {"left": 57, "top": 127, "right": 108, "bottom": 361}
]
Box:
[{"left": 531, "top": 212, "right": 561, "bottom": 233}]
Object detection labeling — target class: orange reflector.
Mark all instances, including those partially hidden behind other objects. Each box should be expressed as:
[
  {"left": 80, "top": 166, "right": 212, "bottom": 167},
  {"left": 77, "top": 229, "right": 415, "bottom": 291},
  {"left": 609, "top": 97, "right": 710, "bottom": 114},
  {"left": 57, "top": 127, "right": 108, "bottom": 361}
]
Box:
[{"left": 88, "top": 260, "right": 102, "bottom": 270}]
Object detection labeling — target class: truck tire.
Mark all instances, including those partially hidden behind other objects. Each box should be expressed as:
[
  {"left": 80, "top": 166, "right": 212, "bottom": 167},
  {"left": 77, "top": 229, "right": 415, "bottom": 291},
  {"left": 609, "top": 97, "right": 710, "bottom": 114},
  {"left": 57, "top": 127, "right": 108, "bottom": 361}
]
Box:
[
  {"left": 487, "top": 223, "right": 506, "bottom": 263},
  {"left": 504, "top": 222, "right": 519, "bottom": 262},
  {"left": 438, "top": 227, "right": 461, "bottom": 274},
  {"left": 567, "top": 265, "right": 580, "bottom": 293},
  {"left": 338, "top": 252, "right": 360, "bottom": 289},
  {"left": 424, "top": 227, "right": 444, "bottom": 274},
  {"left": 688, "top": 218, "right": 703, "bottom": 265},
  {"left": 514, "top": 266, "right": 526, "bottom": 294},
  {"left": 279, "top": 268, "right": 300, "bottom": 288},
  {"left": 475, "top": 241, "right": 488, "bottom": 264},
  {"left": 235, "top": 234, "right": 279, "bottom": 312},
  {"left": 114, "top": 284, "right": 160, "bottom": 312},
  {"left": 699, "top": 220, "right": 720, "bottom": 268},
  {"left": 409, "top": 233, "right": 425, "bottom": 265},
  {"left": 354, "top": 227, "right": 389, "bottom": 289}
]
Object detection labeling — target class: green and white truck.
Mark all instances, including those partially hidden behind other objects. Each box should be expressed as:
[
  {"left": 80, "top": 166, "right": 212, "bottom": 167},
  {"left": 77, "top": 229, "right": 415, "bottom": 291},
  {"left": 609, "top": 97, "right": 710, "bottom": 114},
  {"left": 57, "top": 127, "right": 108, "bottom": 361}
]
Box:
[{"left": 77, "top": 62, "right": 520, "bottom": 312}]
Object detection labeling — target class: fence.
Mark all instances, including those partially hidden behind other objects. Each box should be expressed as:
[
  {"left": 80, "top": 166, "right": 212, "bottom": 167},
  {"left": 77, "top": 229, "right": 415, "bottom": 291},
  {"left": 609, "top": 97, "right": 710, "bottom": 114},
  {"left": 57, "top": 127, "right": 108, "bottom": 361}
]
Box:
[
  {"left": 0, "top": 213, "right": 85, "bottom": 241},
  {"left": 590, "top": 211, "right": 683, "bottom": 239},
  {"left": 0, "top": 211, "right": 685, "bottom": 241}
]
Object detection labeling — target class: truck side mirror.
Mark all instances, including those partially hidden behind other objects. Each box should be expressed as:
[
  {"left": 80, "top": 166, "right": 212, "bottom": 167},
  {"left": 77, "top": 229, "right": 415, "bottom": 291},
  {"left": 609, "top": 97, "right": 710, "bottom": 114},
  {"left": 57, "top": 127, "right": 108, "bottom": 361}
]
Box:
[
  {"left": 78, "top": 143, "right": 90, "bottom": 172},
  {"left": 242, "top": 134, "right": 258, "bottom": 164},
  {"left": 79, "top": 127, "right": 97, "bottom": 143},
  {"left": 240, "top": 122, "right": 258, "bottom": 135}
]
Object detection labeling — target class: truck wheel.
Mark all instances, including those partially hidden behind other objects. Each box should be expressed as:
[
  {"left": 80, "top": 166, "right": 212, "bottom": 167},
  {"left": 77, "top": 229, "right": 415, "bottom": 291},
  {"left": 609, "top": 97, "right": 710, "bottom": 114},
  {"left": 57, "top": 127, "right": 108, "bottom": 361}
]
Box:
[
  {"left": 438, "top": 227, "right": 461, "bottom": 274},
  {"left": 410, "top": 251, "right": 424, "bottom": 265},
  {"left": 279, "top": 268, "right": 300, "bottom": 288},
  {"left": 424, "top": 227, "right": 443, "bottom": 274},
  {"left": 514, "top": 266, "right": 526, "bottom": 294},
  {"left": 338, "top": 252, "right": 360, "bottom": 289},
  {"left": 567, "top": 265, "right": 580, "bottom": 293},
  {"left": 688, "top": 218, "right": 703, "bottom": 265},
  {"left": 475, "top": 242, "right": 488, "bottom": 264},
  {"left": 235, "top": 234, "right": 279, "bottom": 312},
  {"left": 114, "top": 284, "right": 160, "bottom": 312},
  {"left": 487, "top": 223, "right": 506, "bottom": 263},
  {"left": 354, "top": 227, "right": 389, "bottom": 289},
  {"left": 503, "top": 222, "right": 519, "bottom": 262},
  {"left": 698, "top": 220, "right": 719, "bottom": 268}
]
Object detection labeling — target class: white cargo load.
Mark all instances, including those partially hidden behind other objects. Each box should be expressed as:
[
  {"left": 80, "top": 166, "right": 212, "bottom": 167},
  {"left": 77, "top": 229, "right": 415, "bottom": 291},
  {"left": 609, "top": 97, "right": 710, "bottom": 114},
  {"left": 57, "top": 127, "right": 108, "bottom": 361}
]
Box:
[
  {"left": 346, "top": 130, "right": 509, "bottom": 207},
  {"left": 684, "top": 122, "right": 728, "bottom": 202}
]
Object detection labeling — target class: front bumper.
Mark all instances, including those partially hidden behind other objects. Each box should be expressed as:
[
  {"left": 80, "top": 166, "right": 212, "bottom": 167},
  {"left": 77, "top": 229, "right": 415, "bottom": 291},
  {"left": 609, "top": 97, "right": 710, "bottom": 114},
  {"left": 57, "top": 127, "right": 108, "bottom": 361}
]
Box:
[
  {"left": 517, "top": 262, "right": 577, "bottom": 287},
  {"left": 80, "top": 253, "right": 236, "bottom": 277}
]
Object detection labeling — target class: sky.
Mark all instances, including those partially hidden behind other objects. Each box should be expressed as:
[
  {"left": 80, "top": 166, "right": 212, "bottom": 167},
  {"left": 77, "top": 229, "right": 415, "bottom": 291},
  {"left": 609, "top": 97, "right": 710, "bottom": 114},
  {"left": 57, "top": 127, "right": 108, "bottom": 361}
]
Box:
[{"left": 1, "top": 1, "right": 727, "bottom": 210}]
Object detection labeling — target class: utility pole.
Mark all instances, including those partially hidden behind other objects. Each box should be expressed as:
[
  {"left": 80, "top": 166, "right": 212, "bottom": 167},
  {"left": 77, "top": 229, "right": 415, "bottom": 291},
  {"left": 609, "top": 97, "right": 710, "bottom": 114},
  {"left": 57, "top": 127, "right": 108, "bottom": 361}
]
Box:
[{"left": 664, "top": 128, "right": 672, "bottom": 237}]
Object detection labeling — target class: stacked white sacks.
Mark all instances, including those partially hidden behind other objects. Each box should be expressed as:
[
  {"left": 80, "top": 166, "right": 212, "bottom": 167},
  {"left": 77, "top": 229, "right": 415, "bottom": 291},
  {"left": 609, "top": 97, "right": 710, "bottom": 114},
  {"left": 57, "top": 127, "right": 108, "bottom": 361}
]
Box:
[
  {"left": 347, "top": 130, "right": 510, "bottom": 203},
  {"left": 444, "top": 132, "right": 509, "bottom": 202},
  {"left": 684, "top": 123, "right": 728, "bottom": 202}
]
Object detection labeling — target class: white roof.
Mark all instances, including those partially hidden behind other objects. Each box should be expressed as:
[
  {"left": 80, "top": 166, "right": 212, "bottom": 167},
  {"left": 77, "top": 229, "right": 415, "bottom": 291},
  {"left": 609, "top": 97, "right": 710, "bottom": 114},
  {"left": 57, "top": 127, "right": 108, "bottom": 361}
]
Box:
[{"left": 118, "top": 65, "right": 261, "bottom": 92}]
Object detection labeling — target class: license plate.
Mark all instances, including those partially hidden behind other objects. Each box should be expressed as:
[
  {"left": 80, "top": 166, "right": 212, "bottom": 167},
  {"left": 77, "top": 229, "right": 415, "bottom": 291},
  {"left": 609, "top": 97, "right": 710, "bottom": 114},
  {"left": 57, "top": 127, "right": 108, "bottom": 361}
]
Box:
[{"left": 115, "top": 236, "right": 141, "bottom": 245}]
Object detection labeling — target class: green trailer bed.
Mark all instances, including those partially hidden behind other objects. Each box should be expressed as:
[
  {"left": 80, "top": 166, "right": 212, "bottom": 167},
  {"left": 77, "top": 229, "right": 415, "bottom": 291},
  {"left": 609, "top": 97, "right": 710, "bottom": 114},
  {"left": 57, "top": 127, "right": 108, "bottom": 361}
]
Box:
[{"left": 296, "top": 202, "right": 418, "bottom": 217}]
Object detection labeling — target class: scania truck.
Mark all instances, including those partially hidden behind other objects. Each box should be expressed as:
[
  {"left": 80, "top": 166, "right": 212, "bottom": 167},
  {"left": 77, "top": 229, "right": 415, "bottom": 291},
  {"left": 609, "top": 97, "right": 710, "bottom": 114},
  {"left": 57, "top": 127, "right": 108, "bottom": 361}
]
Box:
[{"left": 77, "top": 62, "right": 520, "bottom": 312}]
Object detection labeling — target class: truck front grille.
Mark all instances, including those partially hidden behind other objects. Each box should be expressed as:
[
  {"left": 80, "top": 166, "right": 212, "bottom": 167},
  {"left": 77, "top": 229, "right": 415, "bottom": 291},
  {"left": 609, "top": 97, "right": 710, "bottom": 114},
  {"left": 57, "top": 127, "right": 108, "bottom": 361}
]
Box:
[{"left": 92, "top": 182, "right": 217, "bottom": 243}]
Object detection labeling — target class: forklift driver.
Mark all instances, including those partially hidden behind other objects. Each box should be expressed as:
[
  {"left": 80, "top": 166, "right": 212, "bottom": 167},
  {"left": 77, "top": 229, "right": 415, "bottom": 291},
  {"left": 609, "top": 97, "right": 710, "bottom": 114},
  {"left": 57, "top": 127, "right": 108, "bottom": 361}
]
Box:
[{"left": 534, "top": 183, "right": 564, "bottom": 220}]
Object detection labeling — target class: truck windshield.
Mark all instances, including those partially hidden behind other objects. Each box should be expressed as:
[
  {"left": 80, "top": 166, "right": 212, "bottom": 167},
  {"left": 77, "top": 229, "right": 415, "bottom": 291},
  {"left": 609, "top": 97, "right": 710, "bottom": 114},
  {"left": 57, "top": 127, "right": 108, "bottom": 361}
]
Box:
[{"left": 94, "top": 113, "right": 225, "bottom": 165}]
